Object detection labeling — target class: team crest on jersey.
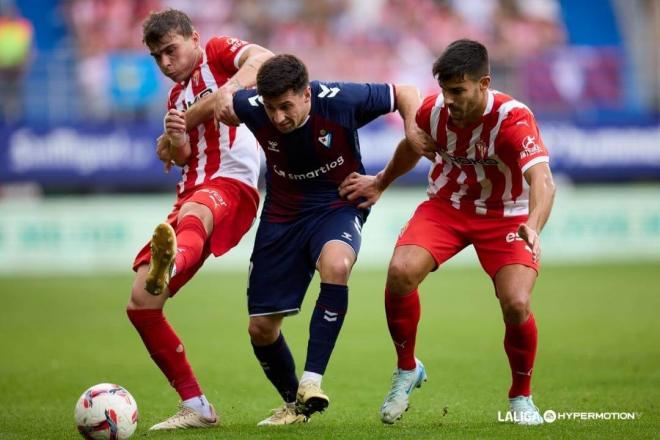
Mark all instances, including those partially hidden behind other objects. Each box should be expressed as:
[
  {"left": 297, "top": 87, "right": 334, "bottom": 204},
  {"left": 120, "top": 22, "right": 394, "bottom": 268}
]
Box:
[
  {"left": 318, "top": 129, "right": 332, "bottom": 148},
  {"left": 475, "top": 140, "right": 488, "bottom": 160}
]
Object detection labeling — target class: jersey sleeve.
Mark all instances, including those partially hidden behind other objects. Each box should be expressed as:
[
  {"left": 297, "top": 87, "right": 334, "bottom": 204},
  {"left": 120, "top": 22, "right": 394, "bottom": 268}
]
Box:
[
  {"left": 205, "top": 36, "right": 253, "bottom": 75},
  {"left": 501, "top": 107, "right": 549, "bottom": 173},
  {"left": 233, "top": 89, "right": 259, "bottom": 125},
  {"left": 328, "top": 82, "right": 394, "bottom": 128},
  {"left": 415, "top": 94, "right": 437, "bottom": 137}
]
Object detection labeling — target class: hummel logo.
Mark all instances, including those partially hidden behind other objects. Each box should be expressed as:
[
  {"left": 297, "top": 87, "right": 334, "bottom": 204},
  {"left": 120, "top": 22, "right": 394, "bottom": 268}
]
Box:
[
  {"left": 248, "top": 95, "right": 263, "bottom": 107},
  {"left": 318, "top": 84, "right": 340, "bottom": 98},
  {"left": 323, "top": 311, "right": 338, "bottom": 322},
  {"left": 341, "top": 232, "right": 352, "bottom": 241}
]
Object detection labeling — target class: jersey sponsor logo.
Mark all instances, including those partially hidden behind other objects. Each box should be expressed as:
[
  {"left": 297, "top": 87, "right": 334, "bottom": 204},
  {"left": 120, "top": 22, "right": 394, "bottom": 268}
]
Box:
[
  {"left": 506, "top": 231, "right": 532, "bottom": 253},
  {"left": 225, "top": 37, "right": 245, "bottom": 52},
  {"left": 520, "top": 135, "right": 542, "bottom": 159},
  {"left": 318, "top": 83, "right": 340, "bottom": 98},
  {"left": 318, "top": 129, "right": 332, "bottom": 148},
  {"left": 184, "top": 87, "right": 213, "bottom": 110},
  {"left": 447, "top": 154, "right": 499, "bottom": 166},
  {"left": 272, "top": 155, "right": 345, "bottom": 180},
  {"left": 267, "top": 140, "right": 280, "bottom": 152}
]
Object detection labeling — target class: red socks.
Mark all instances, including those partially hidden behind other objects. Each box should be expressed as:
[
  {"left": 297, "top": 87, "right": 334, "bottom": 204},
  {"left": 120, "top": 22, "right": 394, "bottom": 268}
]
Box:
[
  {"left": 385, "top": 288, "right": 421, "bottom": 370},
  {"left": 173, "top": 215, "right": 207, "bottom": 275},
  {"left": 126, "top": 309, "right": 202, "bottom": 400},
  {"left": 504, "top": 313, "right": 538, "bottom": 398}
]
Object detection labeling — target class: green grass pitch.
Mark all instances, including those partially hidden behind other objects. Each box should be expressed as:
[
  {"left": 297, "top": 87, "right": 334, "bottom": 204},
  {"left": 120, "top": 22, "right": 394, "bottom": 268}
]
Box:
[{"left": 1, "top": 263, "right": 659, "bottom": 439}]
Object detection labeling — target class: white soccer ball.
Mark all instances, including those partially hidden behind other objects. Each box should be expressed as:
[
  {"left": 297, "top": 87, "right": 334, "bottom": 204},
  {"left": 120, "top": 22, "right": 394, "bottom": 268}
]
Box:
[{"left": 74, "top": 383, "right": 138, "bottom": 439}]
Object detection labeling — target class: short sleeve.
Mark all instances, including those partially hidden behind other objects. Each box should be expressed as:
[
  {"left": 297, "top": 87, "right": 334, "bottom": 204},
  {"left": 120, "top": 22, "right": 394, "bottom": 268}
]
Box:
[
  {"left": 415, "top": 94, "right": 437, "bottom": 137},
  {"left": 205, "top": 36, "right": 253, "bottom": 75},
  {"left": 328, "top": 82, "right": 394, "bottom": 128},
  {"left": 501, "top": 107, "right": 549, "bottom": 173},
  {"left": 233, "top": 89, "right": 259, "bottom": 124}
]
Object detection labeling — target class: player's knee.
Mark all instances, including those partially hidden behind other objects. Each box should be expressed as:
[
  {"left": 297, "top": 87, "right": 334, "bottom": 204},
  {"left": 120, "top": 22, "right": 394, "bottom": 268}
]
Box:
[
  {"left": 386, "top": 259, "right": 419, "bottom": 294},
  {"left": 248, "top": 318, "right": 280, "bottom": 346},
  {"left": 499, "top": 295, "right": 531, "bottom": 323},
  {"left": 319, "top": 258, "right": 352, "bottom": 284}
]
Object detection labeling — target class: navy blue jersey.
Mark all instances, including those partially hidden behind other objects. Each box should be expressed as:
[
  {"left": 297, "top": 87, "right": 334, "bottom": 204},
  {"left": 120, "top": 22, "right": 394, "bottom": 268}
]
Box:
[{"left": 234, "top": 80, "right": 395, "bottom": 222}]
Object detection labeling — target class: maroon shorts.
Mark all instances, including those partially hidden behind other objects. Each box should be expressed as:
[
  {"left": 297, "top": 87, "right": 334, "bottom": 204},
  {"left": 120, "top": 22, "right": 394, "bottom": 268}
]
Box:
[
  {"left": 133, "top": 177, "right": 259, "bottom": 295},
  {"left": 396, "top": 197, "right": 538, "bottom": 279}
]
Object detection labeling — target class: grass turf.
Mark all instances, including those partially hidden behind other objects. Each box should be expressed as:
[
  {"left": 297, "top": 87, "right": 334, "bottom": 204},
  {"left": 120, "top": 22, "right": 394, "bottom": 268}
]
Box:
[{"left": 1, "top": 262, "right": 659, "bottom": 439}]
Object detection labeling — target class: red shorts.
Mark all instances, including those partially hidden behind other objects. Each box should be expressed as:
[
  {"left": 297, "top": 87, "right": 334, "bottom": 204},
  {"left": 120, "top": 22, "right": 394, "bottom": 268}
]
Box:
[
  {"left": 133, "top": 177, "right": 259, "bottom": 295},
  {"left": 396, "top": 197, "right": 538, "bottom": 279}
]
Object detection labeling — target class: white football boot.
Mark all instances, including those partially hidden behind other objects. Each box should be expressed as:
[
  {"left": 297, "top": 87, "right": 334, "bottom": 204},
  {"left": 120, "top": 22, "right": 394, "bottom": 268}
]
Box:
[
  {"left": 296, "top": 379, "right": 330, "bottom": 416},
  {"left": 257, "top": 402, "right": 308, "bottom": 426},
  {"left": 149, "top": 404, "right": 219, "bottom": 430},
  {"left": 380, "top": 359, "right": 427, "bottom": 424},
  {"left": 509, "top": 395, "right": 544, "bottom": 425}
]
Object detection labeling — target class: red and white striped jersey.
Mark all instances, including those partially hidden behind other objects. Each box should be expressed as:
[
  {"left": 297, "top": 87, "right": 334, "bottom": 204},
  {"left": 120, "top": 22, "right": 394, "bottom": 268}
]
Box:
[
  {"left": 167, "top": 36, "right": 260, "bottom": 196},
  {"left": 416, "top": 90, "right": 549, "bottom": 217}
]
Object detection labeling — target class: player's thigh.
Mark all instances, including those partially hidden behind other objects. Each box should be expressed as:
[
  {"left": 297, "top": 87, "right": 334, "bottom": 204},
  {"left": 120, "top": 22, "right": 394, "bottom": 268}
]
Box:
[
  {"left": 386, "top": 245, "right": 437, "bottom": 293},
  {"left": 128, "top": 265, "right": 169, "bottom": 310},
  {"left": 247, "top": 221, "right": 315, "bottom": 317},
  {"left": 494, "top": 264, "right": 537, "bottom": 302}
]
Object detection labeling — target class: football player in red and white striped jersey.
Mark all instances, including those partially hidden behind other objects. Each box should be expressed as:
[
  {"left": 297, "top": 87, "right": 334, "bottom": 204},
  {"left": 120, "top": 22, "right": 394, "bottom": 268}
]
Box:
[
  {"left": 125, "top": 9, "right": 273, "bottom": 431},
  {"left": 340, "top": 39, "right": 556, "bottom": 425}
]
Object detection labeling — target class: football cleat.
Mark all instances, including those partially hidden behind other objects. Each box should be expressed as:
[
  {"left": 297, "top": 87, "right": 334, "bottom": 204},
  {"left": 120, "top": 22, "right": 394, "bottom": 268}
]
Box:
[
  {"left": 257, "top": 402, "right": 308, "bottom": 426},
  {"left": 509, "top": 395, "right": 544, "bottom": 425},
  {"left": 296, "top": 380, "right": 330, "bottom": 416},
  {"left": 145, "top": 223, "right": 176, "bottom": 295},
  {"left": 149, "top": 404, "right": 219, "bottom": 430},
  {"left": 380, "top": 358, "right": 427, "bottom": 424}
]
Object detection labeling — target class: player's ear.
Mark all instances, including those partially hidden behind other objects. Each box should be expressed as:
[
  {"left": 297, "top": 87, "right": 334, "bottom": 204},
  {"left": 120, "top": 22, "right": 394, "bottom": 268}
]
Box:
[
  {"left": 191, "top": 31, "right": 200, "bottom": 48},
  {"left": 479, "top": 75, "right": 491, "bottom": 91},
  {"left": 303, "top": 86, "right": 311, "bottom": 102}
]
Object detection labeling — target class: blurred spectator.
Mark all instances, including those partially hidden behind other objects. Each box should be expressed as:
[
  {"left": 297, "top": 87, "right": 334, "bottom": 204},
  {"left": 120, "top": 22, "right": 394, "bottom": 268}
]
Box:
[
  {"left": 0, "top": 1, "right": 33, "bottom": 123},
  {"left": 59, "top": 0, "right": 568, "bottom": 123}
]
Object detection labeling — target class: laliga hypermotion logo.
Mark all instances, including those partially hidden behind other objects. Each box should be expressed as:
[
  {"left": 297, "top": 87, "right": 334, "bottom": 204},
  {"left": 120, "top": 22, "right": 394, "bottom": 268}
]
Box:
[{"left": 520, "top": 135, "right": 542, "bottom": 158}]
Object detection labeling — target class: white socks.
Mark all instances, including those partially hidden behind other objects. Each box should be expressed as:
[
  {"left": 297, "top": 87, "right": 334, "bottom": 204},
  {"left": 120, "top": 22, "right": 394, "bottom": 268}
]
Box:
[
  {"left": 182, "top": 394, "right": 213, "bottom": 418},
  {"left": 300, "top": 371, "right": 323, "bottom": 386}
]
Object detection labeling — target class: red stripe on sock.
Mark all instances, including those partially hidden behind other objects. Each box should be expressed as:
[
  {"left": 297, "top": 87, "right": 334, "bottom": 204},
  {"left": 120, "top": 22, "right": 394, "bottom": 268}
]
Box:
[
  {"left": 127, "top": 309, "right": 202, "bottom": 400},
  {"left": 504, "top": 313, "right": 538, "bottom": 398},
  {"left": 385, "top": 288, "right": 420, "bottom": 370},
  {"left": 174, "top": 215, "right": 207, "bottom": 275}
]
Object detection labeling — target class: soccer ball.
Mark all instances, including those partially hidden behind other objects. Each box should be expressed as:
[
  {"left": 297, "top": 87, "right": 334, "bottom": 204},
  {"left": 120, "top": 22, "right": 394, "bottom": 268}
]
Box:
[{"left": 74, "top": 383, "right": 138, "bottom": 439}]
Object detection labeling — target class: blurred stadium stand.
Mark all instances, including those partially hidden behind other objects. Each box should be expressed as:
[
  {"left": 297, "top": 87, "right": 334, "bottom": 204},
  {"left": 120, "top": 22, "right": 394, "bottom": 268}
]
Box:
[{"left": 0, "top": 0, "right": 659, "bottom": 193}]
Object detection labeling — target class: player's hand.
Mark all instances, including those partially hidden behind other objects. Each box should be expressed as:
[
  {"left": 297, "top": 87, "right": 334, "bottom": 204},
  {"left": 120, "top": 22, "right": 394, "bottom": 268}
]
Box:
[
  {"left": 156, "top": 134, "right": 175, "bottom": 173},
  {"left": 405, "top": 124, "right": 437, "bottom": 161},
  {"left": 339, "top": 172, "right": 384, "bottom": 209},
  {"left": 518, "top": 223, "right": 541, "bottom": 262},
  {"left": 164, "top": 109, "right": 188, "bottom": 148},
  {"left": 213, "top": 86, "right": 240, "bottom": 127}
]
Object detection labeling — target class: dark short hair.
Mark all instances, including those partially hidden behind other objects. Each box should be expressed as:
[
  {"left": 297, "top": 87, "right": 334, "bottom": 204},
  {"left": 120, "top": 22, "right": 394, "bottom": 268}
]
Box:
[
  {"left": 432, "top": 39, "right": 490, "bottom": 83},
  {"left": 142, "top": 9, "right": 194, "bottom": 48},
  {"left": 257, "top": 54, "right": 309, "bottom": 99}
]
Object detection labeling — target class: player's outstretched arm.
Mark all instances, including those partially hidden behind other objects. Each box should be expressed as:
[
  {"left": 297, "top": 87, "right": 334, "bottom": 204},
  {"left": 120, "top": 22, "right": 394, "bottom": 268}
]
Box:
[
  {"left": 160, "top": 109, "right": 192, "bottom": 169},
  {"left": 184, "top": 44, "right": 273, "bottom": 129},
  {"left": 518, "top": 162, "right": 556, "bottom": 262},
  {"left": 392, "top": 85, "right": 436, "bottom": 160},
  {"left": 339, "top": 138, "right": 421, "bottom": 208}
]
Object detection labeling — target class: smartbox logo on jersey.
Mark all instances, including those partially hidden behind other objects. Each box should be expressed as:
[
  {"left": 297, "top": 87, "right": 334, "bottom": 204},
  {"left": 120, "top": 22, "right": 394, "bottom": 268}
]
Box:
[
  {"left": 272, "top": 156, "right": 345, "bottom": 181},
  {"left": 497, "top": 409, "right": 641, "bottom": 423}
]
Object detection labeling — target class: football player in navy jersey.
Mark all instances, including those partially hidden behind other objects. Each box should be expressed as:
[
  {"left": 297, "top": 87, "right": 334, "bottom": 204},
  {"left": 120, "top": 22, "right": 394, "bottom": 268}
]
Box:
[
  {"left": 236, "top": 54, "right": 433, "bottom": 426},
  {"left": 172, "top": 53, "right": 429, "bottom": 425}
]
